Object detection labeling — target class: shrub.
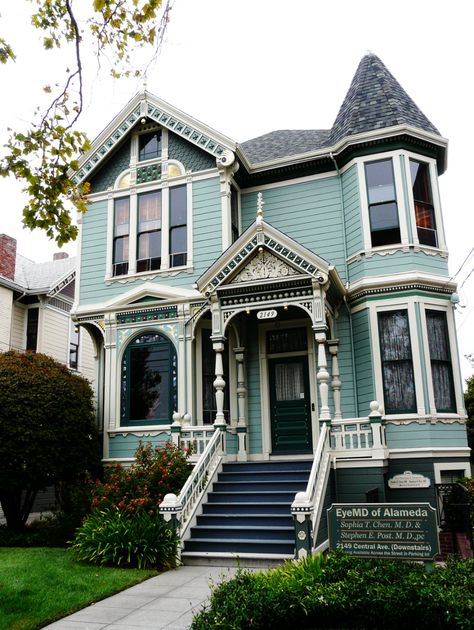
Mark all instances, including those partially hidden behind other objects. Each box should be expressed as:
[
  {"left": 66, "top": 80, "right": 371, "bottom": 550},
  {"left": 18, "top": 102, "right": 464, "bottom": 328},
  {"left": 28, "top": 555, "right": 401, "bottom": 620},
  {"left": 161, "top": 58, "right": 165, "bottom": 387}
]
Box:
[
  {"left": 0, "top": 351, "right": 101, "bottom": 530},
  {"left": 90, "top": 442, "right": 191, "bottom": 514},
  {"left": 71, "top": 509, "right": 178, "bottom": 569},
  {"left": 191, "top": 552, "right": 474, "bottom": 629}
]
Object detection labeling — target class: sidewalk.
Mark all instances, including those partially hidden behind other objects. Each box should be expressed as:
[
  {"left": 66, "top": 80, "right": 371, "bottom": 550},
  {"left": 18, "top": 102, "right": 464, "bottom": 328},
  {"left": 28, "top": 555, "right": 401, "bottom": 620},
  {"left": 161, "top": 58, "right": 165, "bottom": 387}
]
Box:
[{"left": 44, "top": 564, "right": 239, "bottom": 630}]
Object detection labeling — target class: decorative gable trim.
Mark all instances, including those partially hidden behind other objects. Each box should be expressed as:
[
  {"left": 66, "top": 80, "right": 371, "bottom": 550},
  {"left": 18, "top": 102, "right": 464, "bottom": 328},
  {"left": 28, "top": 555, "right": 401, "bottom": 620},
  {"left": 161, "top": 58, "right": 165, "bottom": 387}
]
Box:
[
  {"left": 73, "top": 92, "right": 236, "bottom": 185},
  {"left": 197, "top": 220, "right": 331, "bottom": 296},
  {"left": 47, "top": 269, "right": 76, "bottom": 297},
  {"left": 231, "top": 250, "right": 301, "bottom": 284}
]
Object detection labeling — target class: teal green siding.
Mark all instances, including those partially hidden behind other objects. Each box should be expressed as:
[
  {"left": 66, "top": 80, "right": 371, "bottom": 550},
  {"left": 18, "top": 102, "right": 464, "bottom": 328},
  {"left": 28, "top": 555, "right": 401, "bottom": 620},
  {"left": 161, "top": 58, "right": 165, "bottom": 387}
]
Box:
[
  {"left": 169, "top": 133, "right": 215, "bottom": 172},
  {"left": 108, "top": 432, "right": 170, "bottom": 459},
  {"left": 334, "top": 466, "right": 387, "bottom": 502},
  {"left": 246, "top": 326, "right": 262, "bottom": 455},
  {"left": 225, "top": 431, "right": 238, "bottom": 455},
  {"left": 352, "top": 309, "right": 374, "bottom": 416},
  {"left": 342, "top": 165, "right": 363, "bottom": 258},
  {"left": 385, "top": 422, "right": 468, "bottom": 449},
  {"left": 349, "top": 250, "right": 449, "bottom": 284},
  {"left": 335, "top": 308, "right": 357, "bottom": 417},
  {"left": 89, "top": 140, "right": 131, "bottom": 193},
  {"left": 79, "top": 177, "right": 222, "bottom": 304},
  {"left": 241, "top": 177, "right": 346, "bottom": 281}
]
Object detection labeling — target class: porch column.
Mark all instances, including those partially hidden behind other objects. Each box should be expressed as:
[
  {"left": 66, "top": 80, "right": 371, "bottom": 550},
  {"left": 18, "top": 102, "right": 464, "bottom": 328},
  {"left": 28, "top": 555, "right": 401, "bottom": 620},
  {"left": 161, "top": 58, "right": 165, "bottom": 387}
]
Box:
[
  {"left": 234, "top": 347, "right": 248, "bottom": 461},
  {"left": 328, "top": 340, "right": 342, "bottom": 421},
  {"left": 212, "top": 339, "right": 227, "bottom": 428},
  {"left": 315, "top": 332, "right": 331, "bottom": 422}
]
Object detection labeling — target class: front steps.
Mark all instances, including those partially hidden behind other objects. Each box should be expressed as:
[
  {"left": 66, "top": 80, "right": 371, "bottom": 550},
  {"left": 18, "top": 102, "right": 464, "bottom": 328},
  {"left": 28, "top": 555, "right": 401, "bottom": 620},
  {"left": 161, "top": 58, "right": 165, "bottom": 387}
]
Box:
[{"left": 181, "top": 459, "right": 312, "bottom": 564}]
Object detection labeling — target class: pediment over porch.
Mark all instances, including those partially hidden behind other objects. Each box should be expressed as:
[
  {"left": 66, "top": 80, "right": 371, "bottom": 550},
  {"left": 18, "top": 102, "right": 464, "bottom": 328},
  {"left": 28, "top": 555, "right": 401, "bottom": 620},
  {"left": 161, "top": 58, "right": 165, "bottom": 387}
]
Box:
[{"left": 196, "top": 219, "right": 344, "bottom": 297}]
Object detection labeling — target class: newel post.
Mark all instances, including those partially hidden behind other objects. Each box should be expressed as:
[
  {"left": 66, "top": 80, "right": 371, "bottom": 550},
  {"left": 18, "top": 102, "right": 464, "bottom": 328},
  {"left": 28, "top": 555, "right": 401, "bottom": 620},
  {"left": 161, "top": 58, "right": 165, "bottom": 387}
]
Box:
[
  {"left": 369, "top": 401, "right": 385, "bottom": 453},
  {"left": 291, "top": 492, "right": 313, "bottom": 559},
  {"left": 159, "top": 493, "right": 182, "bottom": 536}
]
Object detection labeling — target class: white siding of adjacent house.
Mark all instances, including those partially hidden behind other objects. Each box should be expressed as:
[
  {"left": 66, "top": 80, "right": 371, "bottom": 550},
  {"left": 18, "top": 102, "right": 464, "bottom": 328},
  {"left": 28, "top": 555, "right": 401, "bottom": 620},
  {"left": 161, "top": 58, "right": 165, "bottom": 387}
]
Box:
[
  {"left": 10, "top": 302, "right": 26, "bottom": 351},
  {"left": 0, "top": 286, "right": 13, "bottom": 352},
  {"left": 79, "top": 327, "right": 97, "bottom": 390},
  {"left": 40, "top": 306, "right": 69, "bottom": 363}
]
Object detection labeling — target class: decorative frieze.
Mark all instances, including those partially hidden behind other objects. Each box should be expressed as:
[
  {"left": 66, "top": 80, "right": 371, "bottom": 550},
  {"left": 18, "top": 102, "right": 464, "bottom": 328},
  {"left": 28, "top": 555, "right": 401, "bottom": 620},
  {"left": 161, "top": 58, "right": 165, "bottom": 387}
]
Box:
[{"left": 116, "top": 306, "right": 178, "bottom": 324}]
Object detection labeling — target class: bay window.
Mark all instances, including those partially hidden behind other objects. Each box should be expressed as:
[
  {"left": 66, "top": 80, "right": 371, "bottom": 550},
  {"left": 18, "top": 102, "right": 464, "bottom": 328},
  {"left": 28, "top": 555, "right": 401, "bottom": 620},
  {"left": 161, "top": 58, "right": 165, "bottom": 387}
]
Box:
[
  {"left": 365, "top": 159, "right": 401, "bottom": 247},
  {"left": 426, "top": 310, "right": 455, "bottom": 412},
  {"left": 410, "top": 159, "right": 437, "bottom": 247},
  {"left": 378, "top": 310, "right": 416, "bottom": 414}
]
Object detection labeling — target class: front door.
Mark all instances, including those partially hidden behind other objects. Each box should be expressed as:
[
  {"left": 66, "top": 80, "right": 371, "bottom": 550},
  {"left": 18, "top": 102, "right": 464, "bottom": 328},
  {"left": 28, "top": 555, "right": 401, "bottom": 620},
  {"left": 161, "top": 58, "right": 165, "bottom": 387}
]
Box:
[{"left": 269, "top": 356, "right": 313, "bottom": 454}]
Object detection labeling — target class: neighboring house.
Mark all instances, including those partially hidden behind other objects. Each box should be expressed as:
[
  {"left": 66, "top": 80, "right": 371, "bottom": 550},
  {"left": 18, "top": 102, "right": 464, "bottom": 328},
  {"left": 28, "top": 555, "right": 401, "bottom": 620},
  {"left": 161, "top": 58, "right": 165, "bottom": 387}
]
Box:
[{"left": 73, "top": 53, "right": 471, "bottom": 559}]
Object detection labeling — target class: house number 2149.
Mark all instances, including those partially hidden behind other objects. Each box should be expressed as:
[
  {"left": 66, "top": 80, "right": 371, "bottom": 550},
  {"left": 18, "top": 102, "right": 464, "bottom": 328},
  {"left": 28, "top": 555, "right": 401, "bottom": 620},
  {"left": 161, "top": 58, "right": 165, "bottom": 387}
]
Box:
[{"left": 257, "top": 310, "right": 277, "bottom": 320}]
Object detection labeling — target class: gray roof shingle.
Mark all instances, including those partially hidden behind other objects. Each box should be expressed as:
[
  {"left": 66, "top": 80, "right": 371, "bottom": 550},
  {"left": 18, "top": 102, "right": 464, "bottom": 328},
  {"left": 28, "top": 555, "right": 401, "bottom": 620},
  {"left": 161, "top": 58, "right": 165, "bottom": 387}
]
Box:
[
  {"left": 239, "top": 54, "right": 440, "bottom": 166},
  {"left": 14, "top": 254, "right": 75, "bottom": 291}
]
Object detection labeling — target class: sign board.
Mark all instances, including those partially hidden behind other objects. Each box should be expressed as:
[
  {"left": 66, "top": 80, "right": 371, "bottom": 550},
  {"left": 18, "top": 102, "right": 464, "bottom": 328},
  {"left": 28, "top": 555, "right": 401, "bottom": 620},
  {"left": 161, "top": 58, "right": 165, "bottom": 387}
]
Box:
[
  {"left": 328, "top": 503, "right": 439, "bottom": 560},
  {"left": 257, "top": 309, "right": 277, "bottom": 320},
  {"left": 388, "top": 471, "right": 431, "bottom": 489}
]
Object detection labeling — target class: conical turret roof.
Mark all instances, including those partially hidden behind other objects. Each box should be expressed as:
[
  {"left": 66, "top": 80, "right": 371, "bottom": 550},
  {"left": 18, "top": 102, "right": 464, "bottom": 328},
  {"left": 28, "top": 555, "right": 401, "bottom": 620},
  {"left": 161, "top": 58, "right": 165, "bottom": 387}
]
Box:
[{"left": 330, "top": 53, "right": 440, "bottom": 144}]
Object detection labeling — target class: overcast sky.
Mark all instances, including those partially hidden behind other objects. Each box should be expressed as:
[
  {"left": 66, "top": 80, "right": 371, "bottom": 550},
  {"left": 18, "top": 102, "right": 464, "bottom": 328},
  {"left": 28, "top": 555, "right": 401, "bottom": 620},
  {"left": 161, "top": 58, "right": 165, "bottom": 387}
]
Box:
[{"left": 1, "top": 0, "right": 473, "bottom": 379}]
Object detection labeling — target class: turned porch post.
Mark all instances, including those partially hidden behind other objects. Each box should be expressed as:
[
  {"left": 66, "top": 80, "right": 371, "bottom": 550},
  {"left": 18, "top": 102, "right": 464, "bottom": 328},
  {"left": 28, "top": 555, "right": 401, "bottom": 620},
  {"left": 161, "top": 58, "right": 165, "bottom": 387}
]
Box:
[
  {"left": 328, "top": 340, "right": 342, "bottom": 421},
  {"left": 315, "top": 332, "right": 331, "bottom": 422},
  {"left": 234, "top": 347, "right": 248, "bottom": 461},
  {"left": 212, "top": 339, "right": 227, "bottom": 428}
]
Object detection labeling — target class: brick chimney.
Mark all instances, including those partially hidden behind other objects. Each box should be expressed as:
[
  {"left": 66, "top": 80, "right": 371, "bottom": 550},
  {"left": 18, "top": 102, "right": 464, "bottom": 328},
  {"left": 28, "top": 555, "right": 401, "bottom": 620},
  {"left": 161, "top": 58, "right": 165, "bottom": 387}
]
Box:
[
  {"left": 53, "top": 252, "right": 69, "bottom": 261},
  {"left": 0, "top": 234, "right": 17, "bottom": 280}
]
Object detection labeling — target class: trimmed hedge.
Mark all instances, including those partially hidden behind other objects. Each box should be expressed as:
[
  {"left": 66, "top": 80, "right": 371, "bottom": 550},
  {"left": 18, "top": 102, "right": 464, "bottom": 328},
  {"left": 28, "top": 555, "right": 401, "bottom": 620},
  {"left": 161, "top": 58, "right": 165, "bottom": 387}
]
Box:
[{"left": 192, "top": 552, "right": 474, "bottom": 629}]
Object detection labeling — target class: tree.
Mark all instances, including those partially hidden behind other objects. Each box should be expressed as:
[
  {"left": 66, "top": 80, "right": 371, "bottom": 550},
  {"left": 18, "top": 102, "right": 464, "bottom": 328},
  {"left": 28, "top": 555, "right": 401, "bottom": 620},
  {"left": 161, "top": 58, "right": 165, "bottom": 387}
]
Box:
[
  {"left": 464, "top": 375, "right": 474, "bottom": 462},
  {"left": 0, "top": 0, "right": 171, "bottom": 245},
  {"left": 0, "top": 351, "right": 101, "bottom": 529}
]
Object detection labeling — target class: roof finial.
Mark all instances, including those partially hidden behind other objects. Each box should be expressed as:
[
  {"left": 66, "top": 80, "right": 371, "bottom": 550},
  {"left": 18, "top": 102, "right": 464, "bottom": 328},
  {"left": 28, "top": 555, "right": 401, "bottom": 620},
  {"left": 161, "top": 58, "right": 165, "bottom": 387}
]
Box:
[{"left": 256, "top": 192, "right": 264, "bottom": 228}]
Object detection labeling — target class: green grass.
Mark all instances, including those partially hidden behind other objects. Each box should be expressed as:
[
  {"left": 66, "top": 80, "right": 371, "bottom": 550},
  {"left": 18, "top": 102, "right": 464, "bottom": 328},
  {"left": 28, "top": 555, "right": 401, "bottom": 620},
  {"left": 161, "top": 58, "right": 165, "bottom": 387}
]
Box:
[{"left": 0, "top": 547, "right": 157, "bottom": 630}]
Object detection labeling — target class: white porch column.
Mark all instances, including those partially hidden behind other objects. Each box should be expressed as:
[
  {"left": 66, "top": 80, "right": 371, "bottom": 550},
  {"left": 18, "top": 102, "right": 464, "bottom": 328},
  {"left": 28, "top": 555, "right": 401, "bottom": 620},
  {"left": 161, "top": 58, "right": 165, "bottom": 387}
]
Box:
[
  {"left": 212, "top": 338, "right": 227, "bottom": 428},
  {"left": 315, "top": 331, "right": 331, "bottom": 422},
  {"left": 328, "top": 340, "right": 342, "bottom": 421},
  {"left": 234, "top": 346, "right": 248, "bottom": 461}
]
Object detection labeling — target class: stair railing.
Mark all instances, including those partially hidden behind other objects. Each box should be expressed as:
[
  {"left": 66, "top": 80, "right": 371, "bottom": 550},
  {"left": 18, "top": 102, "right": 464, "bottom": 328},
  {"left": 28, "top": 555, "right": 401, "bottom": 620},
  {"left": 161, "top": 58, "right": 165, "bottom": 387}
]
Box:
[
  {"left": 291, "top": 421, "right": 331, "bottom": 558},
  {"left": 160, "top": 426, "right": 225, "bottom": 542}
]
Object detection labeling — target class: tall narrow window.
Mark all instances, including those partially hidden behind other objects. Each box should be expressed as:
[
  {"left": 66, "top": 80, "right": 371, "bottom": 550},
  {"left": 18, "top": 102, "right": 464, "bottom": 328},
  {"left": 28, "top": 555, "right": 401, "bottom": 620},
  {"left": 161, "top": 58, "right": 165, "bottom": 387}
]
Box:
[
  {"left": 231, "top": 186, "right": 239, "bottom": 243},
  {"left": 426, "top": 310, "right": 455, "bottom": 412},
  {"left": 169, "top": 185, "right": 187, "bottom": 267},
  {"left": 365, "top": 160, "right": 401, "bottom": 247},
  {"left": 410, "top": 160, "right": 437, "bottom": 247},
  {"left": 138, "top": 131, "right": 161, "bottom": 162},
  {"left": 113, "top": 198, "right": 130, "bottom": 276},
  {"left": 137, "top": 191, "right": 162, "bottom": 272},
  {"left": 121, "top": 333, "right": 177, "bottom": 425},
  {"left": 378, "top": 310, "right": 416, "bottom": 414},
  {"left": 69, "top": 326, "right": 80, "bottom": 370},
  {"left": 26, "top": 307, "right": 39, "bottom": 352}
]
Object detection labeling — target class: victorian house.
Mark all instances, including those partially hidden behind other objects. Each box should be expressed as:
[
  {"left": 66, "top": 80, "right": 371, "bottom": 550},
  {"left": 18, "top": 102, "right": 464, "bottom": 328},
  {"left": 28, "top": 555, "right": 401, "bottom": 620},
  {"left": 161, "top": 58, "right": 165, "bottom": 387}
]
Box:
[{"left": 72, "top": 54, "right": 471, "bottom": 560}]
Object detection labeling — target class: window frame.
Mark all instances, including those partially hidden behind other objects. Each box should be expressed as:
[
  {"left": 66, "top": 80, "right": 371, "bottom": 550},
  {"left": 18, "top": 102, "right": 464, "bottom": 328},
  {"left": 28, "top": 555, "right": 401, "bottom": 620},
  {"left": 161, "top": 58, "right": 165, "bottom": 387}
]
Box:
[
  {"left": 365, "top": 158, "right": 401, "bottom": 248},
  {"left": 69, "top": 323, "right": 80, "bottom": 370}
]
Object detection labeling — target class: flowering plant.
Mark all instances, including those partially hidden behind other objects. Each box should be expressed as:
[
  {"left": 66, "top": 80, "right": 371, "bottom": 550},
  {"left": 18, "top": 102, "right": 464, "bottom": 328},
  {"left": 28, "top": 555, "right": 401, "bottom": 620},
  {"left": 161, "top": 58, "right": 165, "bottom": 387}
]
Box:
[{"left": 90, "top": 442, "right": 192, "bottom": 514}]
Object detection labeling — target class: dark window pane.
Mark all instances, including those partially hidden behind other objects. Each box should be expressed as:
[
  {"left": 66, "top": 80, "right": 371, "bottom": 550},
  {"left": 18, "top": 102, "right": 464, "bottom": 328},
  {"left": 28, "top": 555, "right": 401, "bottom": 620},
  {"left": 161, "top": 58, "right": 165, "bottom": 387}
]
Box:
[
  {"left": 138, "top": 131, "right": 161, "bottom": 161},
  {"left": 378, "top": 310, "right": 416, "bottom": 413},
  {"left": 170, "top": 186, "right": 187, "bottom": 226},
  {"left": 170, "top": 226, "right": 187, "bottom": 255},
  {"left": 26, "top": 308, "right": 39, "bottom": 352},
  {"left": 231, "top": 186, "right": 239, "bottom": 242},
  {"left": 69, "top": 327, "right": 79, "bottom": 370},
  {"left": 410, "top": 160, "right": 432, "bottom": 204},
  {"left": 138, "top": 230, "right": 161, "bottom": 260},
  {"left": 426, "top": 310, "right": 455, "bottom": 412},
  {"left": 121, "top": 333, "right": 177, "bottom": 425},
  {"left": 366, "top": 160, "right": 396, "bottom": 204},
  {"left": 114, "top": 235, "right": 129, "bottom": 263},
  {"left": 267, "top": 328, "right": 307, "bottom": 354}
]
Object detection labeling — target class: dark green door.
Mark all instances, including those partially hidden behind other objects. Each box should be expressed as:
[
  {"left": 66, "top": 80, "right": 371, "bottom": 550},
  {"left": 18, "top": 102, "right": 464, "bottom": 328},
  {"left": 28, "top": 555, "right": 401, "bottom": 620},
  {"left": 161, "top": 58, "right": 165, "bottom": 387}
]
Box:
[{"left": 269, "top": 356, "right": 313, "bottom": 454}]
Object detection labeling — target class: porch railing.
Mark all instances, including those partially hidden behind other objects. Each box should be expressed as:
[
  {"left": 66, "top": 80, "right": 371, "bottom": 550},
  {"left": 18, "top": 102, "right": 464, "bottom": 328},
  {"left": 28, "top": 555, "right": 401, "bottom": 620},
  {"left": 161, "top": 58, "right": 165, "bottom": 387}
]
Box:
[
  {"left": 330, "top": 403, "right": 386, "bottom": 457},
  {"left": 160, "top": 426, "right": 225, "bottom": 542},
  {"left": 291, "top": 422, "right": 332, "bottom": 558},
  {"left": 173, "top": 424, "right": 216, "bottom": 461}
]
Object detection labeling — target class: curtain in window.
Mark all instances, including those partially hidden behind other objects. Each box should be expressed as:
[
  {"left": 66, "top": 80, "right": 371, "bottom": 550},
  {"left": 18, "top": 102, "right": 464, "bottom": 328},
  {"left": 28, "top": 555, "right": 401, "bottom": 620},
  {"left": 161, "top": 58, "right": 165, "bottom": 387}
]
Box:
[
  {"left": 426, "top": 311, "right": 455, "bottom": 412},
  {"left": 378, "top": 310, "right": 416, "bottom": 413},
  {"left": 275, "top": 362, "right": 304, "bottom": 402}
]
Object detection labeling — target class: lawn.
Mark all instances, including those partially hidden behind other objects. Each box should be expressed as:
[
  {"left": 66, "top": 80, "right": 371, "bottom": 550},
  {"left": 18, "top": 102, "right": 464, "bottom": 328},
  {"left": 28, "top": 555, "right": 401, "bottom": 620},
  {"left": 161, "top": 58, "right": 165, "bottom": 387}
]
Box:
[{"left": 0, "top": 547, "right": 157, "bottom": 630}]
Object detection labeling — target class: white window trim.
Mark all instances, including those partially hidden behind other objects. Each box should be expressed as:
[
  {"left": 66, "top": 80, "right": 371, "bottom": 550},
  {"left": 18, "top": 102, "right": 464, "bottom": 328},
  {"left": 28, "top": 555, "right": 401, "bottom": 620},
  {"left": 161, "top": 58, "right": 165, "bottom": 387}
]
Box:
[
  {"left": 401, "top": 151, "right": 446, "bottom": 250},
  {"left": 433, "top": 462, "right": 471, "bottom": 484},
  {"left": 419, "top": 299, "right": 464, "bottom": 416},
  {"left": 105, "top": 168, "right": 193, "bottom": 282},
  {"left": 369, "top": 298, "right": 425, "bottom": 417}
]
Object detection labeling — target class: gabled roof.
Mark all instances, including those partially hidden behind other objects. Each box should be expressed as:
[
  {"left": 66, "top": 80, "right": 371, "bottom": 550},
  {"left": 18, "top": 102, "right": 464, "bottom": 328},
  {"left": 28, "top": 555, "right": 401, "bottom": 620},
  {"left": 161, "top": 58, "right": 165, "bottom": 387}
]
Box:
[
  {"left": 13, "top": 254, "right": 75, "bottom": 294},
  {"left": 330, "top": 53, "right": 440, "bottom": 145},
  {"left": 240, "top": 130, "right": 330, "bottom": 164}
]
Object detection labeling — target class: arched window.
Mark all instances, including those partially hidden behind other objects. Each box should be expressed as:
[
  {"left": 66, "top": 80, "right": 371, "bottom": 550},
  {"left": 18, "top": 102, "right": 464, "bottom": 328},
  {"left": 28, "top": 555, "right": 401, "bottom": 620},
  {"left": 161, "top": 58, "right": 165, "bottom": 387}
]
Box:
[{"left": 121, "top": 333, "right": 177, "bottom": 425}]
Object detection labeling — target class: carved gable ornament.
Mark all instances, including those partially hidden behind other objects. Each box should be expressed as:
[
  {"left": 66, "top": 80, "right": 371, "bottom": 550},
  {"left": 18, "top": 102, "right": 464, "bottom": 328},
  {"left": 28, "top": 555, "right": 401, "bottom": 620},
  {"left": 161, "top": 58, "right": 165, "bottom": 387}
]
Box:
[{"left": 230, "top": 250, "right": 300, "bottom": 284}]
